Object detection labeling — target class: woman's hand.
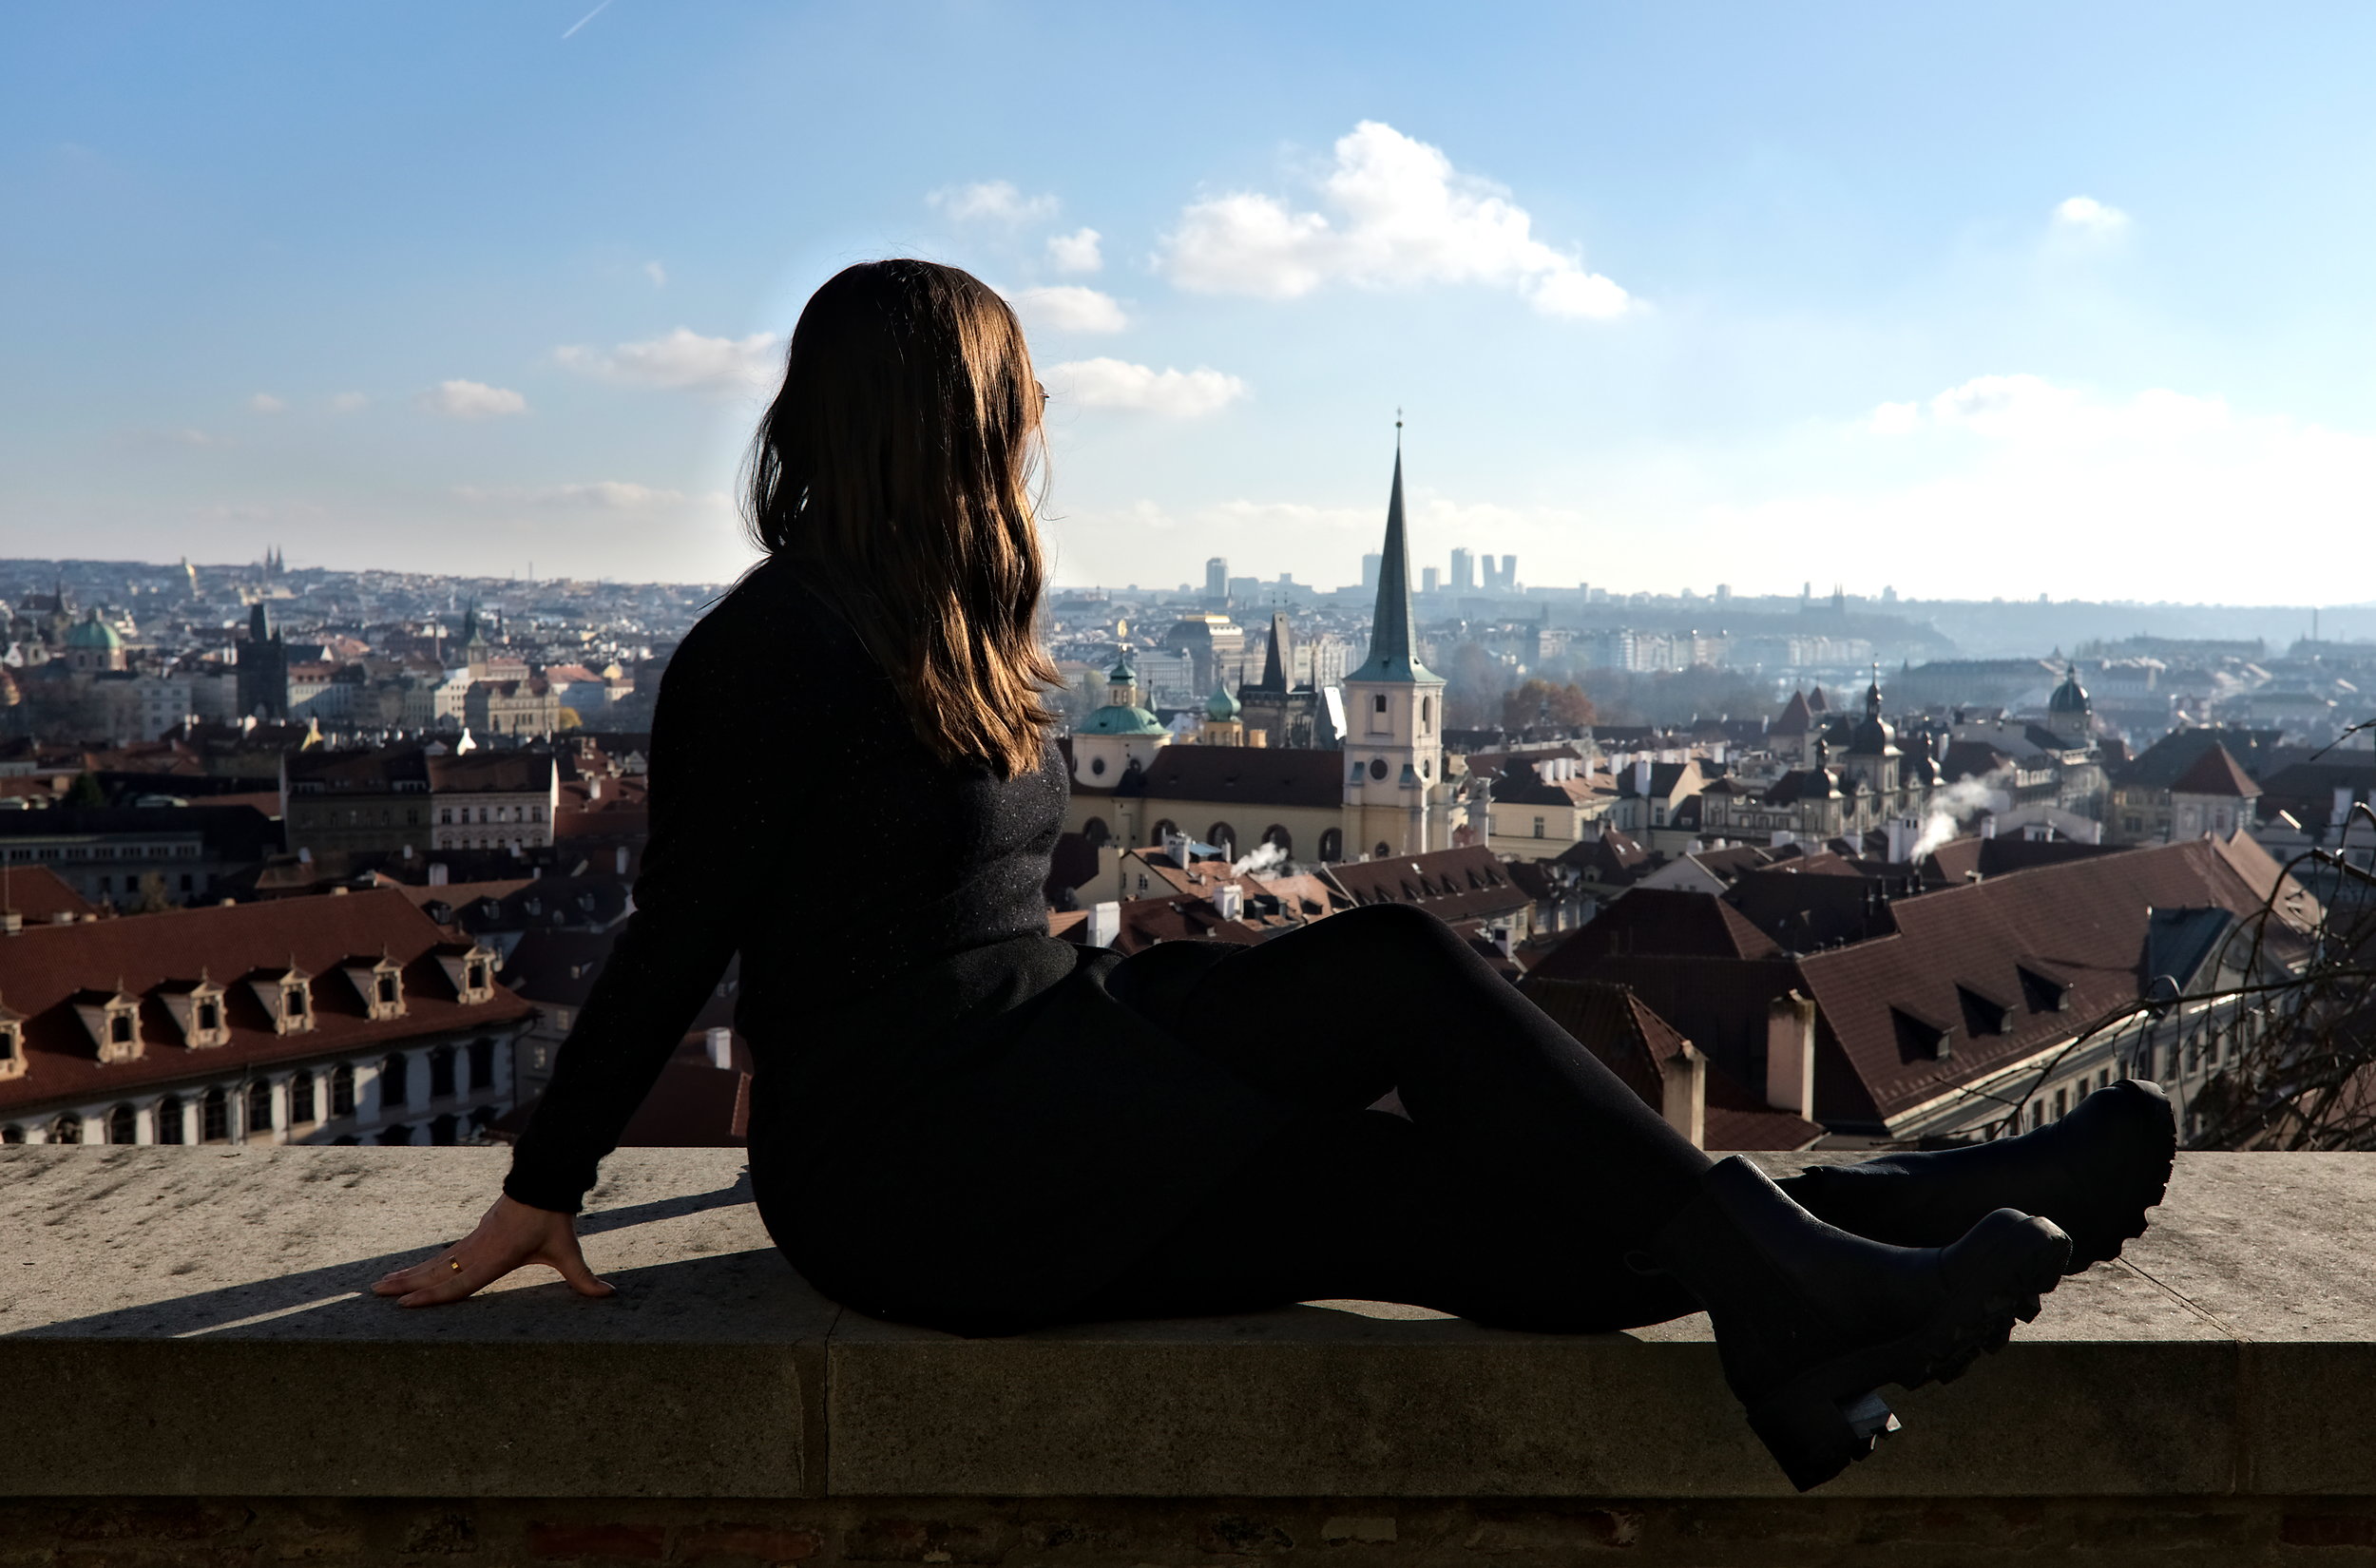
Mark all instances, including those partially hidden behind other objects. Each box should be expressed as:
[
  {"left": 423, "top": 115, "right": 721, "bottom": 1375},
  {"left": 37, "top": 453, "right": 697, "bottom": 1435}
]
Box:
[{"left": 371, "top": 1193, "right": 617, "bottom": 1308}]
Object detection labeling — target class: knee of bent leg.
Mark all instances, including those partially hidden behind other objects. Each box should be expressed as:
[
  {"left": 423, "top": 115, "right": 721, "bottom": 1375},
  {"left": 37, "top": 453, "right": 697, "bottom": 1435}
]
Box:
[{"left": 1331, "top": 900, "right": 1462, "bottom": 960}]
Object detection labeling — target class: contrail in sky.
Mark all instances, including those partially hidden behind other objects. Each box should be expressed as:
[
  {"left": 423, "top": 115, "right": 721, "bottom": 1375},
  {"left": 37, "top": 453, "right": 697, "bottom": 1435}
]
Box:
[{"left": 561, "top": 0, "right": 614, "bottom": 39}]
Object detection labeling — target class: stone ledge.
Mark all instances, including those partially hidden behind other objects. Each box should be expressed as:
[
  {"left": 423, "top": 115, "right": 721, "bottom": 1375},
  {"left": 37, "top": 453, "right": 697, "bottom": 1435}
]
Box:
[{"left": 4, "top": 1148, "right": 2371, "bottom": 1501}]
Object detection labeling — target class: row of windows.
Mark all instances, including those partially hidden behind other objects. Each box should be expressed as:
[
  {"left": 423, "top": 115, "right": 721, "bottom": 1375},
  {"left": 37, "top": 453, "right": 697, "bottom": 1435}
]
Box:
[
  {"left": 438, "top": 804, "right": 546, "bottom": 826},
  {"left": 0, "top": 1040, "right": 501, "bottom": 1145}
]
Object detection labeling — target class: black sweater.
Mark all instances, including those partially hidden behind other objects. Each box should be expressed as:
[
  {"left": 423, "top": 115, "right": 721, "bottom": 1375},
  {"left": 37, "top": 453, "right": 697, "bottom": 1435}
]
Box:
[{"left": 503, "top": 556, "right": 1070, "bottom": 1214}]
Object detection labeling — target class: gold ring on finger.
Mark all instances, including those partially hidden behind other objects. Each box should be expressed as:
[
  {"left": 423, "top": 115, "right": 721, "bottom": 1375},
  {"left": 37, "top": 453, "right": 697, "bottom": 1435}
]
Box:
[{"left": 449, "top": 1259, "right": 462, "bottom": 1272}]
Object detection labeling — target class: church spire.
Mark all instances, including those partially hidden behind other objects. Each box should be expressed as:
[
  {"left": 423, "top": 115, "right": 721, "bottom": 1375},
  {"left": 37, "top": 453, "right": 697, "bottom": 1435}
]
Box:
[
  {"left": 1257, "top": 610, "right": 1291, "bottom": 692},
  {"left": 1346, "top": 424, "right": 1438, "bottom": 685}
]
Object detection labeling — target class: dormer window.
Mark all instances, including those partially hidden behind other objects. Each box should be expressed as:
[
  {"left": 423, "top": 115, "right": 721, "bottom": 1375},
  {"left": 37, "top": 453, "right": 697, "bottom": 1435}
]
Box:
[
  {"left": 0, "top": 995, "right": 24, "bottom": 1082},
  {"left": 242, "top": 964, "right": 316, "bottom": 1035},
  {"left": 157, "top": 974, "right": 230, "bottom": 1048},
  {"left": 431, "top": 941, "right": 499, "bottom": 1004},
  {"left": 339, "top": 954, "right": 408, "bottom": 1023},
  {"left": 67, "top": 986, "right": 144, "bottom": 1063}
]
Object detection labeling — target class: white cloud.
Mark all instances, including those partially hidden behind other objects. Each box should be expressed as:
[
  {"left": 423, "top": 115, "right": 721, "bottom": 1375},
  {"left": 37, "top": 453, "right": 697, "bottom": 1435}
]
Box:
[
  {"left": 329, "top": 392, "right": 369, "bottom": 412},
  {"left": 553, "top": 328, "right": 781, "bottom": 396},
  {"left": 643, "top": 260, "right": 667, "bottom": 289},
  {"left": 419, "top": 380, "right": 527, "bottom": 419},
  {"left": 2052, "top": 196, "right": 2131, "bottom": 237},
  {"left": 1045, "top": 358, "right": 1248, "bottom": 417},
  {"left": 1010, "top": 285, "right": 1127, "bottom": 335},
  {"left": 1159, "top": 120, "right": 1633, "bottom": 319},
  {"left": 454, "top": 481, "right": 720, "bottom": 511},
  {"left": 1866, "top": 373, "right": 2232, "bottom": 444},
  {"left": 247, "top": 392, "right": 286, "bottom": 414},
  {"left": 929, "top": 180, "right": 1060, "bottom": 225},
  {"left": 1045, "top": 227, "right": 1102, "bottom": 274}
]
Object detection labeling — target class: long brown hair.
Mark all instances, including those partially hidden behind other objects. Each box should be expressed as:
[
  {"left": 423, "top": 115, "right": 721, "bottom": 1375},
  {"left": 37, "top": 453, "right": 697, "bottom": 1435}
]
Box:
[{"left": 744, "top": 259, "right": 1062, "bottom": 777}]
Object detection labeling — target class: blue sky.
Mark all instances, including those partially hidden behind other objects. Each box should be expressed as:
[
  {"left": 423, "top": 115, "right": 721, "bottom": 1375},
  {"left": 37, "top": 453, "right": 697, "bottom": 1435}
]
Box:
[{"left": 5, "top": 2, "right": 2372, "bottom": 602}]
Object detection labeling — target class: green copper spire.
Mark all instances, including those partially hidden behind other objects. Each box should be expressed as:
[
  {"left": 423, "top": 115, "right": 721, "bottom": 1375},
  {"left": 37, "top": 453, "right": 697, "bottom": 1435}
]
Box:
[{"left": 1346, "top": 427, "right": 1438, "bottom": 685}]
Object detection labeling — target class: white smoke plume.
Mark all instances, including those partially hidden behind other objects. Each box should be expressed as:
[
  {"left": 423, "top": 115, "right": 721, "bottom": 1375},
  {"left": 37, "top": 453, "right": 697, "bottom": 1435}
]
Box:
[
  {"left": 1232, "top": 841, "right": 1290, "bottom": 879},
  {"left": 1909, "top": 769, "right": 2013, "bottom": 862}
]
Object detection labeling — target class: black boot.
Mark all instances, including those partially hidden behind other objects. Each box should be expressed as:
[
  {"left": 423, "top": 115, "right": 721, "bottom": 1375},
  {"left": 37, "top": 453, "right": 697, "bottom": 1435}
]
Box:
[
  {"left": 1649, "top": 1156, "right": 2070, "bottom": 1492},
  {"left": 1777, "top": 1079, "right": 2176, "bottom": 1273}
]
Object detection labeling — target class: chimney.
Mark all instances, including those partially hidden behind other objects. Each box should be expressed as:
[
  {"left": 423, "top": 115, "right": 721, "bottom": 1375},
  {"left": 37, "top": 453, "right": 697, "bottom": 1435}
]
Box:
[
  {"left": 1086, "top": 900, "right": 1121, "bottom": 948},
  {"left": 1885, "top": 815, "right": 1916, "bottom": 864},
  {"left": 1766, "top": 990, "right": 1817, "bottom": 1119},
  {"left": 1981, "top": 815, "right": 1998, "bottom": 839},
  {"left": 706, "top": 1027, "right": 732, "bottom": 1070},
  {"left": 401, "top": 842, "right": 414, "bottom": 860},
  {"left": 296, "top": 846, "right": 312, "bottom": 865},
  {"left": 428, "top": 863, "right": 450, "bottom": 887},
  {"left": 1659, "top": 1042, "right": 1708, "bottom": 1148},
  {"left": 1213, "top": 883, "right": 1244, "bottom": 921},
  {"left": 1634, "top": 757, "right": 1653, "bottom": 797},
  {"left": 0, "top": 909, "right": 20, "bottom": 936}
]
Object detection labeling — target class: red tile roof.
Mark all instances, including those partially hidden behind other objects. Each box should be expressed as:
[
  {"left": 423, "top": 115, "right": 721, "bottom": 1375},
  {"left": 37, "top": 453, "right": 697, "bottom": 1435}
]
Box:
[
  {"left": 0, "top": 888, "right": 530, "bottom": 1118},
  {"left": 1321, "top": 845, "right": 1531, "bottom": 926},
  {"left": 2168, "top": 743, "right": 2262, "bottom": 799},
  {"left": 1527, "top": 888, "right": 1783, "bottom": 978},
  {"left": 0, "top": 866, "right": 98, "bottom": 925}
]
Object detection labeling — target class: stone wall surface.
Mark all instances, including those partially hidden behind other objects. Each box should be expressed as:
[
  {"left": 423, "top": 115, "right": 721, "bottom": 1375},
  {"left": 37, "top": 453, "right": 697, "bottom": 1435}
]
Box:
[{"left": 5, "top": 1147, "right": 2376, "bottom": 1561}]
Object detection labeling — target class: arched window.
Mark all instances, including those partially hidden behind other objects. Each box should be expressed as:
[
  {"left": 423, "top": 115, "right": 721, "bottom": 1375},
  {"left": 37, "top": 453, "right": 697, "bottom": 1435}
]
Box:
[
  {"left": 376, "top": 1124, "right": 413, "bottom": 1147},
  {"left": 1206, "top": 823, "right": 1237, "bottom": 854},
  {"left": 1261, "top": 825, "right": 1292, "bottom": 855},
  {"left": 107, "top": 1103, "right": 136, "bottom": 1145},
  {"left": 156, "top": 1096, "right": 185, "bottom": 1144},
  {"left": 1082, "top": 816, "right": 1110, "bottom": 848},
  {"left": 1317, "top": 828, "right": 1343, "bottom": 862},
  {"left": 429, "top": 1044, "right": 456, "bottom": 1100},
  {"left": 245, "top": 1079, "right": 275, "bottom": 1138},
  {"left": 288, "top": 1070, "right": 316, "bottom": 1126},
  {"left": 1421, "top": 697, "right": 1432, "bottom": 727},
  {"left": 381, "top": 1053, "right": 411, "bottom": 1108},
  {"left": 430, "top": 1113, "right": 459, "bottom": 1146},
  {"left": 1373, "top": 842, "right": 1391, "bottom": 860},
  {"left": 468, "top": 1038, "right": 494, "bottom": 1092},
  {"left": 201, "top": 1087, "right": 229, "bottom": 1142},
  {"left": 1150, "top": 819, "right": 1178, "bottom": 843},
  {"left": 50, "top": 1113, "right": 83, "bottom": 1144},
  {"left": 331, "top": 1064, "right": 356, "bottom": 1118}
]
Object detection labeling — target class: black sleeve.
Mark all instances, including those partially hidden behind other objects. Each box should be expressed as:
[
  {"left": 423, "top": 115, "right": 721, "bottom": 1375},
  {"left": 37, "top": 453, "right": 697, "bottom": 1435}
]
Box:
[{"left": 502, "top": 621, "right": 765, "bottom": 1213}]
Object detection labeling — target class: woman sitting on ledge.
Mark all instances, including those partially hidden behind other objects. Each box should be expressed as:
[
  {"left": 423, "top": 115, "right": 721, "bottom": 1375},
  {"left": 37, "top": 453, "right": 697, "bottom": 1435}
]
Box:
[{"left": 374, "top": 258, "right": 2176, "bottom": 1493}]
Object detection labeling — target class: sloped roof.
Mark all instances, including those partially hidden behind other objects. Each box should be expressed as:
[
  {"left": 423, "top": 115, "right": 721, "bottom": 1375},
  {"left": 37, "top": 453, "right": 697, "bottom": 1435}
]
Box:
[
  {"left": 0, "top": 865, "right": 98, "bottom": 924},
  {"left": 1529, "top": 889, "right": 1782, "bottom": 979},
  {"left": 1322, "top": 844, "right": 1530, "bottom": 926},
  {"left": 1521, "top": 977, "right": 1823, "bottom": 1152},
  {"left": 1772, "top": 690, "right": 1815, "bottom": 736},
  {"left": 0, "top": 889, "right": 530, "bottom": 1119},
  {"left": 1793, "top": 835, "right": 2311, "bottom": 1125},
  {"left": 2168, "top": 743, "right": 2262, "bottom": 799}
]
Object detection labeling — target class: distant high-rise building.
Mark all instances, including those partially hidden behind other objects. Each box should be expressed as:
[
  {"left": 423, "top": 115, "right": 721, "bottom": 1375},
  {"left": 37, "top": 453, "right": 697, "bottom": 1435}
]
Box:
[
  {"left": 1204, "top": 557, "right": 1228, "bottom": 603},
  {"left": 1715, "top": 583, "right": 1733, "bottom": 606},
  {"left": 1449, "top": 548, "right": 1475, "bottom": 593},
  {"left": 1362, "top": 553, "right": 1382, "bottom": 591},
  {"left": 1422, "top": 565, "right": 1441, "bottom": 594}
]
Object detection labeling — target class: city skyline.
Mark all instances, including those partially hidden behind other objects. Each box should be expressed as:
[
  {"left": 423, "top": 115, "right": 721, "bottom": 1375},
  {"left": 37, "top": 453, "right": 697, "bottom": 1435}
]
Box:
[{"left": 8, "top": 4, "right": 2376, "bottom": 602}]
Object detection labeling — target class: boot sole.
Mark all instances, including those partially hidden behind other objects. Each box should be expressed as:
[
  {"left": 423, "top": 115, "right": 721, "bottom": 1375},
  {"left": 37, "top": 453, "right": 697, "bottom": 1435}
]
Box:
[
  {"left": 1744, "top": 1213, "right": 2070, "bottom": 1492},
  {"left": 2059, "top": 1080, "right": 2178, "bottom": 1273}
]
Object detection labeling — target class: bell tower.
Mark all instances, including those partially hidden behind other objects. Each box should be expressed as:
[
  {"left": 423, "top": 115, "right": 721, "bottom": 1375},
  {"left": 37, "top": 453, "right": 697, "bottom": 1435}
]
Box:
[{"left": 1341, "top": 425, "right": 1447, "bottom": 860}]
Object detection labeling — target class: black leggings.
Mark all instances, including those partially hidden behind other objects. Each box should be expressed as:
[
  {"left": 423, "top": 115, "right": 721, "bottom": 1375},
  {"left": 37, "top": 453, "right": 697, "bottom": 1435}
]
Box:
[{"left": 1070, "top": 902, "right": 1711, "bottom": 1333}]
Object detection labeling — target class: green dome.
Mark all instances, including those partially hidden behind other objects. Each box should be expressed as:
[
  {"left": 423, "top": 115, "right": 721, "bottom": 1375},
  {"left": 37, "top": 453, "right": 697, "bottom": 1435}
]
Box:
[
  {"left": 66, "top": 610, "right": 121, "bottom": 650},
  {"left": 1079, "top": 701, "right": 1168, "bottom": 737},
  {"left": 1204, "top": 679, "right": 1241, "bottom": 721}
]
